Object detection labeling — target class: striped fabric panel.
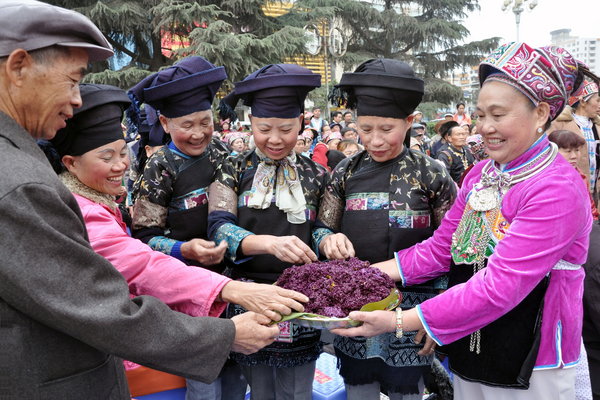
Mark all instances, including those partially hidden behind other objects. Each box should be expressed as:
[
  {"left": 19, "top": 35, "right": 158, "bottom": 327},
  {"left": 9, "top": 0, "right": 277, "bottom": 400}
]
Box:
[
  {"left": 345, "top": 192, "right": 389, "bottom": 211},
  {"left": 169, "top": 187, "right": 208, "bottom": 211},
  {"left": 389, "top": 210, "right": 431, "bottom": 228}
]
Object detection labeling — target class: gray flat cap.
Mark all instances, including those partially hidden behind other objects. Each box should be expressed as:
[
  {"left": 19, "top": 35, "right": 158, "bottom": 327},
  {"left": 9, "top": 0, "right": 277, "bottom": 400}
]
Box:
[{"left": 0, "top": 0, "right": 113, "bottom": 62}]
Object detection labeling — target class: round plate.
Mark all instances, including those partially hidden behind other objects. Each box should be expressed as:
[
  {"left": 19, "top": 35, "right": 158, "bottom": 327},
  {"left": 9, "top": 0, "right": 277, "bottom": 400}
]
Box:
[{"left": 284, "top": 287, "right": 401, "bottom": 330}]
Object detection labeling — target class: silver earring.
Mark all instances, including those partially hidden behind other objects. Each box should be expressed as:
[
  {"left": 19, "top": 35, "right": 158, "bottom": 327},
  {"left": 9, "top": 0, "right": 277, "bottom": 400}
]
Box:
[{"left": 537, "top": 127, "right": 543, "bottom": 134}]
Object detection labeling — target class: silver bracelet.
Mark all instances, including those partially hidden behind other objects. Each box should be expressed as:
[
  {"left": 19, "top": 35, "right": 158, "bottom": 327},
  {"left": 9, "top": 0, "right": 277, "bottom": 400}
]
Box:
[{"left": 395, "top": 308, "right": 403, "bottom": 338}]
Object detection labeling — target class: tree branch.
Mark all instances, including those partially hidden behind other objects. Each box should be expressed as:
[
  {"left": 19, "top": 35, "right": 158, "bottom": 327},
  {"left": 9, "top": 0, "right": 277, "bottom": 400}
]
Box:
[{"left": 105, "top": 36, "right": 152, "bottom": 66}]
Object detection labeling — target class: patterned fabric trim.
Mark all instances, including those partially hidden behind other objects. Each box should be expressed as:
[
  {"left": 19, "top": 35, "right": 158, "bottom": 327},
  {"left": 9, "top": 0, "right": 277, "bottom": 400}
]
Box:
[
  {"left": 345, "top": 192, "right": 389, "bottom": 210},
  {"left": 238, "top": 190, "right": 264, "bottom": 207},
  {"left": 148, "top": 236, "right": 179, "bottom": 256},
  {"left": 451, "top": 204, "right": 511, "bottom": 265},
  {"left": 316, "top": 190, "right": 344, "bottom": 231},
  {"left": 132, "top": 196, "right": 168, "bottom": 231},
  {"left": 208, "top": 182, "right": 238, "bottom": 215},
  {"left": 552, "top": 260, "right": 581, "bottom": 270},
  {"left": 169, "top": 187, "right": 208, "bottom": 211},
  {"left": 389, "top": 210, "right": 431, "bottom": 229},
  {"left": 333, "top": 330, "right": 433, "bottom": 368},
  {"left": 215, "top": 222, "right": 254, "bottom": 262},
  {"left": 312, "top": 227, "right": 334, "bottom": 257}
]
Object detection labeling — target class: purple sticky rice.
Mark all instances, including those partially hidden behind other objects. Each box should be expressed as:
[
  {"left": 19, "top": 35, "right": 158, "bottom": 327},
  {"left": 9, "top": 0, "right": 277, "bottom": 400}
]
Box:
[{"left": 276, "top": 257, "right": 396, "bottom": 317}]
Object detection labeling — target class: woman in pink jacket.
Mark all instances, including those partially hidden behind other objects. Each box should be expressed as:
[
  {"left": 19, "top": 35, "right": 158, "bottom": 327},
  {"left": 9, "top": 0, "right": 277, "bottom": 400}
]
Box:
[
  {"left": 45, "top": 83, "right": 308, "bottom": 397},
  {"left": 332, "top": 43, "right": 599, "bottom": 399}
]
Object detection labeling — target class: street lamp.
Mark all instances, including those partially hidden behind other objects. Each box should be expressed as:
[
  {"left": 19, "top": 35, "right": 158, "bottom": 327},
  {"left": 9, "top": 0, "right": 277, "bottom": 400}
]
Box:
[
  {"left": 501, "top": 0, "right": 538, "bottom": 42},
  {"left": 304, "top": 21, "right": 347, "bottom": 118}
]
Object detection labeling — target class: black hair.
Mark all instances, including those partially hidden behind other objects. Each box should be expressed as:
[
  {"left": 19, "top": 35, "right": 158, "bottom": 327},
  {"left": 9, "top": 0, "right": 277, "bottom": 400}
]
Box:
[
  {"left": 456, "top": 102, "right": 465, "bottom": 109},
  {"left": 439, "top": 121, "right": 460, "bottom": 139},
  {"left": 341, "top": 127, "right": 357, "bottom": 136}
]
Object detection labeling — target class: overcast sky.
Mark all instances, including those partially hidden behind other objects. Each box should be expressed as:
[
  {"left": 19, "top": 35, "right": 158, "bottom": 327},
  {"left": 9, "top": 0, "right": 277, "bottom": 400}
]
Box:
[{"left": 462, "top": 0, "right": 600, "bottom": 47}]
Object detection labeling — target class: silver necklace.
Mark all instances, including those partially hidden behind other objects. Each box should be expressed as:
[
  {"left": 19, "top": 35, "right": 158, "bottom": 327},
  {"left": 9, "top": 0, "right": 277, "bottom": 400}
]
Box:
[{"left": 468, "top": 143, "right": 558, "bottom": 212}]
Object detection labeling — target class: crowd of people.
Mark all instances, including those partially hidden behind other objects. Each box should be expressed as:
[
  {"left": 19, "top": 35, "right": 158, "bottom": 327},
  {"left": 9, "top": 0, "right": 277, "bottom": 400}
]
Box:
[{"left": 1, "top": 2, "right": 600, "bottom": 400}]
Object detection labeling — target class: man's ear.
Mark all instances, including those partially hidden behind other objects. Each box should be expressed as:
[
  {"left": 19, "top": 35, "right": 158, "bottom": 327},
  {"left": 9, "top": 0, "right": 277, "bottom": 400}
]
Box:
[{"left": 4, "top": 49, "right": 34, "bottom": 87}]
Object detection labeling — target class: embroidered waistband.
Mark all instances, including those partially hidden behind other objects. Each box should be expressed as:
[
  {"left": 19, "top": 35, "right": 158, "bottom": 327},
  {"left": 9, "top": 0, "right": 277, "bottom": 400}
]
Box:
[{"left": 552, "top": 260, "right": 581, "bottom": 271}]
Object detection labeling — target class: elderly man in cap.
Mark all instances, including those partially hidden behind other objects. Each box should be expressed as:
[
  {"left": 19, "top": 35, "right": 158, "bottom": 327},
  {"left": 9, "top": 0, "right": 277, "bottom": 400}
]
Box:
[
  {"left": 0, "top": 2, "right": 284, "bottom": 399},
  {"left": 409, "top": 122, "right": 427, "bottom": 154}
]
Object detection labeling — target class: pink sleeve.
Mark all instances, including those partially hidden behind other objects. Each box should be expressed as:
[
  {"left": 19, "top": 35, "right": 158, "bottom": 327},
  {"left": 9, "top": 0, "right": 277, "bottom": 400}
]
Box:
[
  {"left": 79, "top": 201, "right": 229, "bottom": 318},
  {"left": 395, "top": 178, "right": 469, "bottom": 285},
  {"left": 415, "top": 174, "right": 591, "bottom": 345}
]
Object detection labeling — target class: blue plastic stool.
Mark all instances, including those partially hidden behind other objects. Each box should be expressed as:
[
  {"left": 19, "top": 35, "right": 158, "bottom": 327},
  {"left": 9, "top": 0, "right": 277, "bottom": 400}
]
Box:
[
  {"left": 135, "top": 387, "right": 186, "bottom": 400},
  {"left": 312, "top": 353, "right": 346, "bottom": 400},
  {"left": 242, "top": 353, "right": 346, "bottom": 400}
]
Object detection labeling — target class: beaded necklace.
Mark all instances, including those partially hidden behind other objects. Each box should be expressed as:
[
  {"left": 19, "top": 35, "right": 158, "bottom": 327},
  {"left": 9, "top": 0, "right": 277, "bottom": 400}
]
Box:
[
  {"left": 450, "top": 141, "right": 558, "bottom": 353},
  {"left": 448, "top": 145, "right": 470, "bottom": 172}
]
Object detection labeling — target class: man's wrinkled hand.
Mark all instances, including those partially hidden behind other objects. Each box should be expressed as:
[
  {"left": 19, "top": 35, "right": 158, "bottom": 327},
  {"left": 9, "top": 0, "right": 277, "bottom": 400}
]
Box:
[
  {"left": 230, "top": 312, "right": 280, "bottom": 355},
  {"left": 221, "top": 281, "right": 309, "bottom": 322}
]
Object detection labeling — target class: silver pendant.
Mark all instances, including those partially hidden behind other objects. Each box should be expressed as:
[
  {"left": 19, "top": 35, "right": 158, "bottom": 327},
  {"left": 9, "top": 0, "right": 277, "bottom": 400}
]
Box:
[{"left": 469, "top": 186, "right": 499, "bottom": 211}]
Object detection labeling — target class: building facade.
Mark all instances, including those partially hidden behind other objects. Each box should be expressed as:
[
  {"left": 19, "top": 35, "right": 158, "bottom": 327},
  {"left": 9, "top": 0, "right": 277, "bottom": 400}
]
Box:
[{"left": 551, "top": 29, "right": 600, "bottom": 76}]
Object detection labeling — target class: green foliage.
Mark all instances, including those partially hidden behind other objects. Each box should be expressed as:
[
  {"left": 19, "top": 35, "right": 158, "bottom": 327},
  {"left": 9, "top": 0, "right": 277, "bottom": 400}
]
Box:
[
  {"left": 418, "top": 101, "right": 447, "bottom": 122},
  {"left": 45, "top": 0, "right": 498, "bottom": 112},
  {"left": 292, "top": 0, "right": 500, "bottom": 105},
  {"left": 44, "top": 0, "right": 308, "bottom": 89},
  {"left": 185, "top": 20, "right": 307, "bottom": 84},
  {"left": 306, "top": 84, "right": 332, "bottom": 112},
  {"left": 82, "top": 67, "right": 152, "bottom": 88}
]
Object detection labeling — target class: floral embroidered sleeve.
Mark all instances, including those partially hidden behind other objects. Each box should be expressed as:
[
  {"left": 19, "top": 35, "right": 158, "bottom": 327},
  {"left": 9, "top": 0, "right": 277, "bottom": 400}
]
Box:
[
  {"left": 131, "top": 148, "right": 181, "bottom": 257},
  {"left": 208, "top": 155, "right": 254, "bottom": 262}
]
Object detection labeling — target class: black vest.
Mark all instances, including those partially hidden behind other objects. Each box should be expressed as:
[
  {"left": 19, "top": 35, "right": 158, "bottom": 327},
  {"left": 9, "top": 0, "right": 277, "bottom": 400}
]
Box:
[
  {"left": 439, "top": 260, "right": 548, "bottom": 388},
  {"left": 339, "top": 153, "right": 439, "bottom": 302},
  {"left": 164, "top": 148, "right": 222, "bottom": 273}
]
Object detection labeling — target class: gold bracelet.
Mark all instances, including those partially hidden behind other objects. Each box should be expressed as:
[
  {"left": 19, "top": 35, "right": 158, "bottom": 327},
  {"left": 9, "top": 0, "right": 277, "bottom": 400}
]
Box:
[{"left": 395, "top": 308, "right": 403, "bottom": 338}]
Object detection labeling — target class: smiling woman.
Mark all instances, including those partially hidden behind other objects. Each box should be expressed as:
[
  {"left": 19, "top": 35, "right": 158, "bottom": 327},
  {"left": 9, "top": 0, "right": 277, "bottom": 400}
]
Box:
[
  {"left": 46, "top": 82, "right": 309, "bottom": 398},
  {"left": 317, "top": 58, "right": 456, "bottom": 400},
  {"left": 332, "top": 42, "right": 600, "bottom": 400},
  {"left": 208, "top": 63, "right": 327, "bottom": 400}
]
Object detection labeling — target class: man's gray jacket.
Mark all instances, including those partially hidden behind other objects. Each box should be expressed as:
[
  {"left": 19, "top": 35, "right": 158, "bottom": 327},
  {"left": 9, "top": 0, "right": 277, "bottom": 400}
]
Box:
[{"left": 0, "top": 112, "right": 235, "bottom": 399}]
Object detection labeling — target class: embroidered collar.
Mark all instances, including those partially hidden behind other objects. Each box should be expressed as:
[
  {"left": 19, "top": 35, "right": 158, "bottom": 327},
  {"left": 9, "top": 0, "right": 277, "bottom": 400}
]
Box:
[
  {"left": 448, "top": 144, "right": 466, "bottom": 155},
  {"left": 573, "top": 112, "right": 593, "bottom": 129},
  {"left": 468, "top": 136, "right": 558, "bottom": 211},
  {"left": 59, "top": 171, "right": 118, "bottom": 211},
  {"left": 168, "top": 141, "right": 190, "bottom": 159}
]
